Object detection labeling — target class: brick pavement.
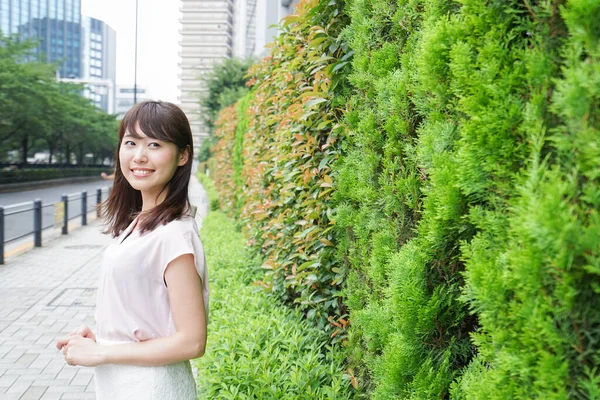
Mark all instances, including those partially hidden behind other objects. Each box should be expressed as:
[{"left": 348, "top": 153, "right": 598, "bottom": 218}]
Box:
[{"left": 0, "top": 176, "right": 209, "bottom": 400}]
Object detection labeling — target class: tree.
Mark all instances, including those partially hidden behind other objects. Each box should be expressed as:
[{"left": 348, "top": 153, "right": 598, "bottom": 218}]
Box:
[
  {"left": 199, "top": 57, "right": 254, "bottom": 136},
  {"left": 0, "top": 34, "right": 57, "bottom": 163},
  {"left": 0, "top": 31, "right": 119, "bottom": 165}
]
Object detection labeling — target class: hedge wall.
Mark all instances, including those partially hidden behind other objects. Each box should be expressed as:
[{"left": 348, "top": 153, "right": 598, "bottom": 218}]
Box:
[
  {"left": 210, "top": 104, "right": 238, "bottom": 215},
  {"left": 337, "top": 0, "right": 600, "bottom": 397},
  {"left": 206, "top": 0, "right": 600, "bottom": 397},
  {"left": 237, "top": 0, "right": 352, "bottom": 336},
  {"left": 0, "top": 167, "right": 110, "bottom": 184}
]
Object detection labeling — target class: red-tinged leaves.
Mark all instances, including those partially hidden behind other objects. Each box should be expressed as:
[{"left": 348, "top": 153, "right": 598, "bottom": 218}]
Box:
[{"left": 208, "top": 0, "right": 351, "bottom": 345}]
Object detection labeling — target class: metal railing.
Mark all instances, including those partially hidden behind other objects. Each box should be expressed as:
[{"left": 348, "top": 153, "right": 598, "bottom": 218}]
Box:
[{"left": 0, "top": 187, "right": 110, "bottom": 264}]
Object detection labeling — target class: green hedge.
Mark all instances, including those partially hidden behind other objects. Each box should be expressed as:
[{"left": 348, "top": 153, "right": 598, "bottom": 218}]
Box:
[
  {"left": 336, "top": 0, "right": 481, "bottom": 396},
  {"left": 232, "top": 94, "right": 251, "bottom": 216},
  {"left": 205, "top": 0, "right": 600, "bottom": 397},
  {"left": 193, "top": 206, "right": 354, "bottom": 399},
  {"left": 0, "top": 168, "right": 110, "bottom": 184},
  {"left": 236, "top": 0, "right": 351, "bottom": 336},
  {"left": 336, "top": 0, "right": 600, "bottom": 397},
  {"left": 197, "top": 172, "right": 220, "bottom": 212}
]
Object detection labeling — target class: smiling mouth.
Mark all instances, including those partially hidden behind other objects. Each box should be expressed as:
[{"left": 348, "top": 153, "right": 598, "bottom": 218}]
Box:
[{"left": 131, "top": 169, "right": 155, "bottom": 177}]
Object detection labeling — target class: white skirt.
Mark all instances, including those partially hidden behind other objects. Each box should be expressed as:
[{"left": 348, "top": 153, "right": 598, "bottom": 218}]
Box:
[{"left": 94, "top": 339, "right": 197, "bottom": 400}]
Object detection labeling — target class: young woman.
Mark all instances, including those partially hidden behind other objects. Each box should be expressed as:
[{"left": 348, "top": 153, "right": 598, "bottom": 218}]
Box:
[{"left": 56, "top": 101, "right": 209, "bottom": 399}]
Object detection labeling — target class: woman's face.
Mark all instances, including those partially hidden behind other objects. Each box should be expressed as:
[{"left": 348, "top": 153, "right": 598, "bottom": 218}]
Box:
[{"left": 119, "top": 123, "right": 187, "bottom": 198}]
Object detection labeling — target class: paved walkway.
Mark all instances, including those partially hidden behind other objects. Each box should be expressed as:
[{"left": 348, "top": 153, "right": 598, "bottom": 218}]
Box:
[{"left": 0, "top": 176, "right": 208, "bottom": 400}]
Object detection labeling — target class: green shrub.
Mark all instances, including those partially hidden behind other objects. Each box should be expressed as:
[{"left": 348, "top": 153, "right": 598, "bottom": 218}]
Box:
[
  {"left": 235, "top": 0, "right": 352, "bottom": 336},
  {"left": 232, "top": 94, "right": 251, "bottom": 216},
  {"left": 451, "top": 0, "right": 600, "bottom": 398},
  {"left": 335, "top": 0, "right": 473, "bottom": 396},
  {"left": 194, "top": 210, "right": 355, "bottom": 399},
  {"left": 210, "top": 105, "right": 238, "bottom": 214},
  {"left": 197, "top": 172, "right": 220, "bottom": 212},
  {"left": 337, "top": 0, "right": 600, "bottom": 397},
  {"left": 0, "top": 167, "right": 109, "bottom": 184},
  {"left": 202, "top": 0, "right": 600, "bottom": 397}
]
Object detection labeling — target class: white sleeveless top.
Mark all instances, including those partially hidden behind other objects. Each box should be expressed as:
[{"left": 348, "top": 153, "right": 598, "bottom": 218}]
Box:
[{"left": 95, "top": 215, "right": 209, "bottom": 342}]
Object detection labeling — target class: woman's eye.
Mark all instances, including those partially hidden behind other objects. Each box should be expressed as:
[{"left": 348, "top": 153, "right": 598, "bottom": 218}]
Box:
[
  {"left": 124, "top": 140, "right": 135, "bottom": 146},
  {"left": 149, "top": 142, "right": 161, "bottom": 148}
]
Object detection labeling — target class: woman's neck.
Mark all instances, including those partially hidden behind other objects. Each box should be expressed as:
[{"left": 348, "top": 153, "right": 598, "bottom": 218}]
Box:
[{"left": 141, "top": 189, "right": 168, "bottom": 212}]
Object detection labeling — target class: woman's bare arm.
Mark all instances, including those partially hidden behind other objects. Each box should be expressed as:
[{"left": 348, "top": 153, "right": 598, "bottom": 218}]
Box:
[{"left": 58, "top": 253, "right": 207, "bottom": 367}]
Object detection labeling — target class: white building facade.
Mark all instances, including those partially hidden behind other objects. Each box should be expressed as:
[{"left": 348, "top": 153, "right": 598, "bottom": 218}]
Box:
[
  {"left": 178, "top": 0, "right": 234, "bottom": 152},
  {"left": 232, "top": 0, "right": 300, "bottom": 58},
  {"left": 178, "top": 0, "right": 299, "bottom": 152}
]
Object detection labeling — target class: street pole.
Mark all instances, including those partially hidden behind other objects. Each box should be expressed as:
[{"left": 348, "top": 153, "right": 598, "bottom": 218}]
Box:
[{"left": 133, "top": 0, "right": 139, "bottom": 104}]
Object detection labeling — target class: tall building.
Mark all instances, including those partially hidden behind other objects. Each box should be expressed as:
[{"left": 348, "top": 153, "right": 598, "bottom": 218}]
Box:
[
  {"left": 0, "top": 0, "right": 83, "bottom": 78},
  {"left": 178, "top": 0, "right": 235, "bottom": 152},
  {"left": 232, "top": 0, "right": 256, "bottom": 58},
  {"left": 233, "top": 0, "right": 300, "bottom": 58},
  {"left": 81, "top": 16, "right": 116, "bottom": 113},
  {"left": 178, "top": 0, "right": 299, "bottom": 152}
]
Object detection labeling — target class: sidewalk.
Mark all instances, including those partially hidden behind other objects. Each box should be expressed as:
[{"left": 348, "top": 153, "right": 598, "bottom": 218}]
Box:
[{"left": 0, "top": 176, "right": 209, "bottom": 400}]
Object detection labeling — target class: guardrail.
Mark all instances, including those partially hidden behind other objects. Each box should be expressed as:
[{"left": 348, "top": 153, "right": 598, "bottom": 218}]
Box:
[{"left": 0, "top": 187, "right": 110, "bottom": 264}]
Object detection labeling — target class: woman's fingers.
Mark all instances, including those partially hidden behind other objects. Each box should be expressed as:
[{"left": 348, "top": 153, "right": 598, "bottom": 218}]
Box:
[
  {"left": 67, "top": 325, "right": 96, "bottom": 341},
  {"left": 76, "top": 326, "right": 89, "bottom": 336},
  {"left": 58, "top": 325, "right": 95, "bottom": 351},
  {"left": 77, "top": 325, "right": 96, "bottom": 341},
  {"left": 55, "top": 335, "right": 71, "bottom": 350}
]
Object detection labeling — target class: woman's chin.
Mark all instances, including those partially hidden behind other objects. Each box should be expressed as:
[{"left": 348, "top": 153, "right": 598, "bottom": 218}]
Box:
[{"left": 125, "top": 177, "right": 153, "bottom": 192}]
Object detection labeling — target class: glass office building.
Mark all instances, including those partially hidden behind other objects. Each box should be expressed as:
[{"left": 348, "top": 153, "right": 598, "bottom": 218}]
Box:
[{"left": 0, "top": 0, "right": 82, "bottom": 78}]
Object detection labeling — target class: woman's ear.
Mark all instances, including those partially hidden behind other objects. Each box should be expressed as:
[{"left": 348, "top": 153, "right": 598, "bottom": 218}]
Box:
[{"left": 178, "top": 146, "right": 190, "bottom": 167}]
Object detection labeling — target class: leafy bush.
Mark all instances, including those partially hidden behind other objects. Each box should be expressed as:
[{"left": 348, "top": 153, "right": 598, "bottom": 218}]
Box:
[
  {"left": 199, "top": 58, "right": 254, "bottom": 135},
  {"left": 194, "top": 209, "right": 355, "bottom": 399},
  {"left": 205, "top": 0, "right": 600, "bottom": 397},
  {"left": 232, "top": 94, "right": 251, "bottom": 216},
  {"left": 197, "top": 172, "right": 220, "bottom": 212},
  {"left": 335, "top": 0, "right": 474, "bottom": 396},
  {"left": 210, "top": 105, "right": 238, "bottom": 214},
  {"left": 337, "top": 0, "right": 600, "bottom": 397},
  {"left": 237, "top": 0, "right": 352, "bottom": 338},
  {"left": 0, "top": 168, "right": 109, "bottom": 184},
  {"left": 451, "top": 0, "right": 600, "bottom": 397}
]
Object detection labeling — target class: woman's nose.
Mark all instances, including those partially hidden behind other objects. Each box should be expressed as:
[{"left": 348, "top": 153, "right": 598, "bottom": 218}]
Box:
[{"left": 133, "top": 146, "right": 147, "bottom": 162}]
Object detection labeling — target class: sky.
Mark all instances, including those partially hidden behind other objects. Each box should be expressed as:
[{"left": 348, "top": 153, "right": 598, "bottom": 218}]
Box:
[{"left": 82, "top": 0, "right": 180, "bottom": 103}]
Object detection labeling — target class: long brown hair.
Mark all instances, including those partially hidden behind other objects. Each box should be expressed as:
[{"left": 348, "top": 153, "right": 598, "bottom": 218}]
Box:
[{"left": 103, "top": 101, "right": 194, "bottom": 237}]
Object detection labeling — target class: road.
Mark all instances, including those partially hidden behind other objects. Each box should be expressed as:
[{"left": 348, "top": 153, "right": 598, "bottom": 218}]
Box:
[{"left": 0, "top": 180, "right": 112, "bottom": 243}]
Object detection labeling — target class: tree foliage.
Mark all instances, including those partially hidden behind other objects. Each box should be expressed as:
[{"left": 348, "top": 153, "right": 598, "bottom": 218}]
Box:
[
  {"left": 0, "top": 32, "right": 118, "bottom": 164},
  {"left": 199, "top": 57, "right": 254, "bottom": 135}
]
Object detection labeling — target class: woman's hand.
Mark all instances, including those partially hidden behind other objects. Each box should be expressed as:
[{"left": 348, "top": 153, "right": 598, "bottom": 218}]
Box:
[
  {"left": 57, "top": 336, "right": 106, "bottom": 367},
  {"left": 56, "top": 325, "right": 103, "bottom": 367},
  {"left": 56, "top": 325, "right": 96, "bottom": 351}
]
